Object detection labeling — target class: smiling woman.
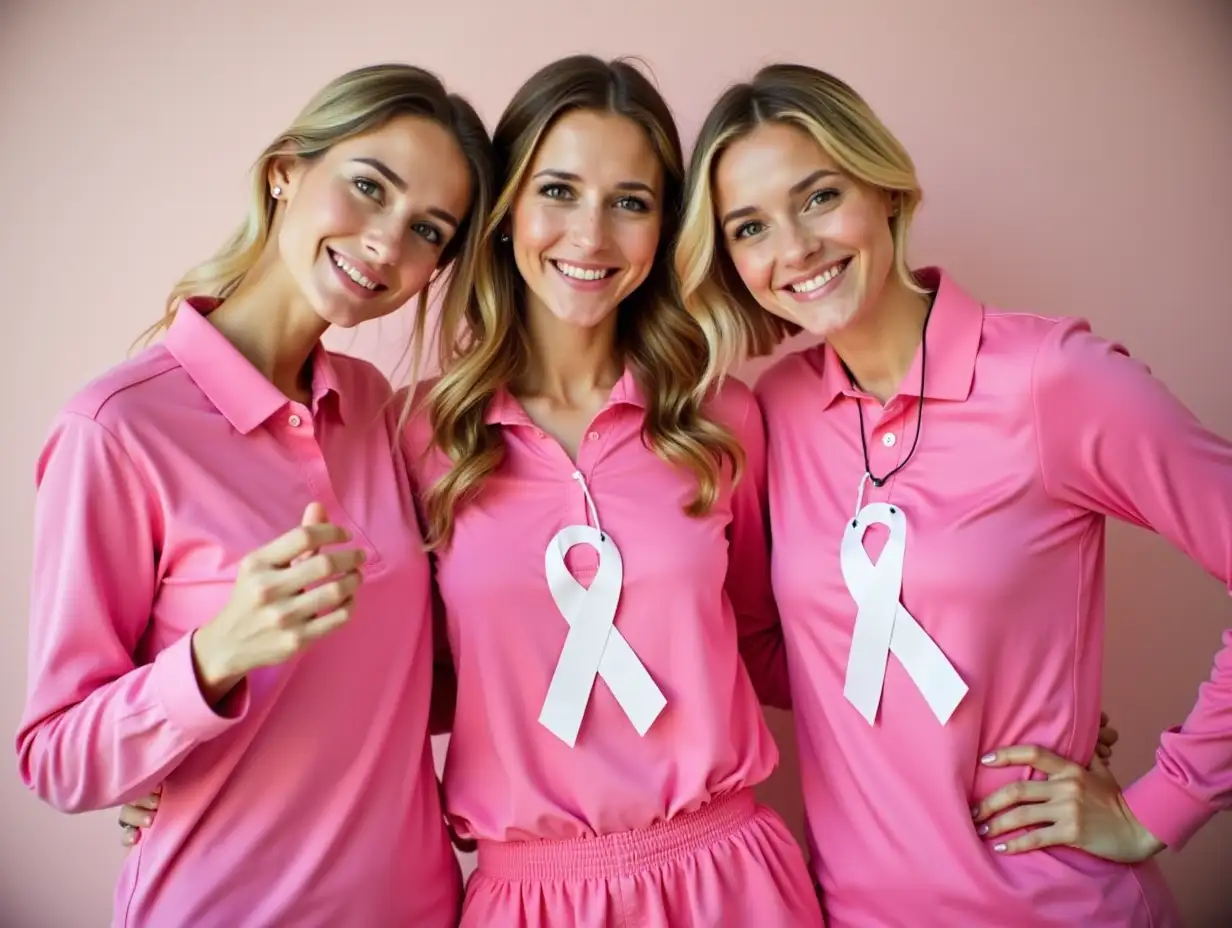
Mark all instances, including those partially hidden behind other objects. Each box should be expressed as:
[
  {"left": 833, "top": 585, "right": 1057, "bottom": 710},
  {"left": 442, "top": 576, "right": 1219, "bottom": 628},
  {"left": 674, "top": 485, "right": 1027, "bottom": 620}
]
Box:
[{"left": 15, "top": 63, "right": 493, "bottom": 927}]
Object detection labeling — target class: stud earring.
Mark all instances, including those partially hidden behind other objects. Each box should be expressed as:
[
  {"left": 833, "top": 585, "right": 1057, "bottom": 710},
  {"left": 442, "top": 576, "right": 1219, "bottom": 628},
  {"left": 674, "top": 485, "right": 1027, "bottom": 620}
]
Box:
[
  {"left": 271, "top": 185, "right": 282, "bottom": 198},
  {"left": 499, "top": 232, "right": 510, "bottom": 242}
]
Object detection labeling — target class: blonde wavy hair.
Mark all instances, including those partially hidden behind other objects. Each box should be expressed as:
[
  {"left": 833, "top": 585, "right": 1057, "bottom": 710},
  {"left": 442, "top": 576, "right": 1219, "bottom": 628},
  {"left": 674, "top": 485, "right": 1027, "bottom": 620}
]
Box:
[
  {"left": 676, "top": 63, "right": 927, "bottom": 391},
  {"left": 419, "top": 55, "right": 742, "bottom": 549},
  {"left": 141, "top": 63, "right": 494, "bottom": 361}
]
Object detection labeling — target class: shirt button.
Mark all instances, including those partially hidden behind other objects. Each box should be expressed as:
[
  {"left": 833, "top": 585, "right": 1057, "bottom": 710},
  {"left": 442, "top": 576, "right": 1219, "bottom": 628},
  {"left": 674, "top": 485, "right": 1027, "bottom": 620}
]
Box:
[
  {"left": 288, "top": 414, "right": 302, "bottom": 428},
  {"left": 881, "top": 431, "right": 896, "bottom": 447},
  {"left": 587, "top": 431, "right": 600, "bottom": 442}
]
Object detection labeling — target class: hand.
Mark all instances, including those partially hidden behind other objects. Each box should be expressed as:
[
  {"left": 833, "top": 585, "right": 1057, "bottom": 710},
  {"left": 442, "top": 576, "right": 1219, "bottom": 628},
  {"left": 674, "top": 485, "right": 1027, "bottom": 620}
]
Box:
[
  {"left": 972, "top": 746, "right": 1165, "bottom": 862},
  {"left": 118, "top": 787, "right": 161, "bottom": 848},
  {"left": 191, "top": 503, "right": 365, "bottom": 703},
  {"left": 1094, "top": 711, "right": 1119, "bottom": 764}
]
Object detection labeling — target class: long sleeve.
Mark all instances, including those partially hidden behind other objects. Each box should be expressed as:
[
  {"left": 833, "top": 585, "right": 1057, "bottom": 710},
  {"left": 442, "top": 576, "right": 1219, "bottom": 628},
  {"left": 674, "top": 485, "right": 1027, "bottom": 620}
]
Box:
[
  {"left": 1031, "top": 318, "right": 1232, "bottom": 850},
  {"left": 725, "top": 386, "right": 792, "bottom": 710},
  {"left": 15, "top": 412, "right": 246, "bottom": 813}
]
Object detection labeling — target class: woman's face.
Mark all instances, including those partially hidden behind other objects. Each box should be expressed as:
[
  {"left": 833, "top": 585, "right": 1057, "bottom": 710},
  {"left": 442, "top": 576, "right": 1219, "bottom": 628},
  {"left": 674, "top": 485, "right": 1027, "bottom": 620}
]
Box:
[
  {"left": 509, "top": 109, "right": 664, "bottom": 331},
  {"left": 713, "top": 120, "right": 895, "bottom": 339},
  {"left": 273, "top": 114, "right": 473, "bottom": 329}
]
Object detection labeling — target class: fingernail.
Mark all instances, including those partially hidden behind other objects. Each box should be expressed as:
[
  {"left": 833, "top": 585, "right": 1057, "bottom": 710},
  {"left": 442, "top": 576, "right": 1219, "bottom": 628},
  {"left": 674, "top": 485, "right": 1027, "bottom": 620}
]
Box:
[
  {"left": 970, "top": 806, "right": 979, "bottom": 818},
  {"left": 980, "top": 753, "right": 997, "bottom": 764},
  {"left": 994, "top": 843, "right": 1008, "bottom": 853},
  {"left": 978, "top": 824, "right": 990, "bottom": 836}
]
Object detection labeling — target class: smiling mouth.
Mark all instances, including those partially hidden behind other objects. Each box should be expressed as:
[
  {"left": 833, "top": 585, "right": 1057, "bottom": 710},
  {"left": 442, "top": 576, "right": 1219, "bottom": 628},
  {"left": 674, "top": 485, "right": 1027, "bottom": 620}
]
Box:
[
  {"left": 785, "top": 258, "right": 851, "bottom": 294},
  {"left": 551, "top": 259, "right": 616, "bottom": 282},
  {"left": 328, "top": 248, "right": 386, "bottom": 292}
]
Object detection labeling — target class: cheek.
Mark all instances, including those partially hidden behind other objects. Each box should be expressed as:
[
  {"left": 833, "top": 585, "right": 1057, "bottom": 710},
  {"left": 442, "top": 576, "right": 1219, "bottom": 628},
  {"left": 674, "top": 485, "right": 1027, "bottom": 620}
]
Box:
[
  {"left": 729, "top": 245, "right": 774, "bottom": 296},
  {"left": 283, "top": 186, "right": 362, "bottom": 261},
  {"left": 512, "top": 203, "right": 564, "bottom": 254},
  {"left": 615, "top": 220, "right": 661, "bottom": 273}
]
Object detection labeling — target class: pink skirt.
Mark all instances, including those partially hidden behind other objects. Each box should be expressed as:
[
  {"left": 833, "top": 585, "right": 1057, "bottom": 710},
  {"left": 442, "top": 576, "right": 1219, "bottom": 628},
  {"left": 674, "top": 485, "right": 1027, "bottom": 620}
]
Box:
[{"left": 462, "top": 789, "right": 825, "bottom": 927}]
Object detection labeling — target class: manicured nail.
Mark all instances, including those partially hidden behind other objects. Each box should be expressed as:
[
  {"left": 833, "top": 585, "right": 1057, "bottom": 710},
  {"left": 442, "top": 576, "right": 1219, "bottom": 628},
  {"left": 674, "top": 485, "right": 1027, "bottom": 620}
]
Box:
[
  {"left": 978, "top": 824, "right": 990, "bottom": 836},
  {"left": 980, "top": 753, "right": 997, "bottom": 764},
  {"left": 140, "top": 814, "right": 152, "bottom": 827},
  {"left": 994, "top": 843, "right": 1007, "bottom": 853}
]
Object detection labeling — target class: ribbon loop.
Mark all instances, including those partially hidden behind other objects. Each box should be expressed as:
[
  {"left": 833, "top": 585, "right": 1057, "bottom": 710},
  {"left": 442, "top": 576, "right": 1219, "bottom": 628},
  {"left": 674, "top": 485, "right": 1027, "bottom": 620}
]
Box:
[
  {"left": 538, "top": 525, "right": 667, "bottom": 747},
  {"left": 840, "top": 502, "right": 967, "bottom": 725}
]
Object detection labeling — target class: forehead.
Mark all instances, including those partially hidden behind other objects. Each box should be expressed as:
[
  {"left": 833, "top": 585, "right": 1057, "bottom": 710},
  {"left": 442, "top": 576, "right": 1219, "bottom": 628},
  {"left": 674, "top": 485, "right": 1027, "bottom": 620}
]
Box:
[
  {"left": 527, "top": 109, "right": 662, "bottom": 188},
  {"left": 326, "top": 114, "right": 472, "bottom": 209},
  {"left": 714, "top": 121, "right": 839, "bottom": 212}
]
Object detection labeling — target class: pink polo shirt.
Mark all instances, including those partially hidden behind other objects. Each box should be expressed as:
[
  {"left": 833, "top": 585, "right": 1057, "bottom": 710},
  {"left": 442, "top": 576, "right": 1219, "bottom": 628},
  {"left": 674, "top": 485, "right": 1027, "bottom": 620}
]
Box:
[
  {"left": 16, "top": 302, "right": 460, "bottom": 927},
  {"left": 404, "top": 373, "right": 787, "bottom": 842},
  {"left": 756, "top": 268, "right": 1229, "bottom": 927}
]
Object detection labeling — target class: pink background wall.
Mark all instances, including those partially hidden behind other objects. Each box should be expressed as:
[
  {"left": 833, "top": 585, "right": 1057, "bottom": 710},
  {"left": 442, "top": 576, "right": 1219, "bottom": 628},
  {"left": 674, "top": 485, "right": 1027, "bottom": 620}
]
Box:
[{"left": 2, "top": 0, "right": 1229, "bottom": 923}]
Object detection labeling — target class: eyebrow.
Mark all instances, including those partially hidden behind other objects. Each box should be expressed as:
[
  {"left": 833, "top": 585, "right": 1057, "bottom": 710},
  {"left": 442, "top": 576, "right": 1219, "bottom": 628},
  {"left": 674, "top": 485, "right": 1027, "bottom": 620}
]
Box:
[
  {"left": 719, "top": 168, "right": 841, "bottom": 228},
  {"left": 351, "top": 157, "right": 460, "bottom": 228},
  {"left": 532, "top": 169, "right": 657, "bottom": 197}
]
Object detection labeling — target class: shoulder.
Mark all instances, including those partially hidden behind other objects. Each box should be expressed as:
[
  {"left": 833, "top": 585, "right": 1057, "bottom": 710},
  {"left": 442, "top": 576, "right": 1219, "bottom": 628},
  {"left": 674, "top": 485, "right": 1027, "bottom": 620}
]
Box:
[
  {"left": 752, "top": 345, "right": 821, "bottom": 412},
  {"left": 59, "top": 343, "right": 182, "bottom": 430}
]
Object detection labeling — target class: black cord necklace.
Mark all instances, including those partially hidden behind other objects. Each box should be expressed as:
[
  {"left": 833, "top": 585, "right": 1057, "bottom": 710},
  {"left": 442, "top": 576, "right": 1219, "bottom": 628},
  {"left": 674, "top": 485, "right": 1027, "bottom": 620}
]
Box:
[{"left": 847, "top": 297, "right": 935, "bottom": 490}]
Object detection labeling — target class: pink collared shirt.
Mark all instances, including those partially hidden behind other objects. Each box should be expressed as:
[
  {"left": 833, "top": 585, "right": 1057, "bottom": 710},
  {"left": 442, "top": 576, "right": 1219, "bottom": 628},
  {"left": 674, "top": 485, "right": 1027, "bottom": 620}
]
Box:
[
  {"left": 756, "top": 268, "right": 1229, "bottom": 927},
  {"left": 404, "top": 373, "right": 787, "bottom": 842},
  {"left": 17, "top": 302, "right": 459, "bottom": 927}
]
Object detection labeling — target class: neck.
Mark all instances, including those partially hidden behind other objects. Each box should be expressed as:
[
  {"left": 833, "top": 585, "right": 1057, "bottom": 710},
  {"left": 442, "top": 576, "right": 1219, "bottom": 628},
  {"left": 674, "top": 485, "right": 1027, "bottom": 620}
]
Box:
[
  {"left": 517, "top": 295, "right": 623, "bottom": 404},
  {"left": 827, "top": 275, "right": 932, "bottom": 404},
  {"left": 205, "top": 256, "right": 328, "bottom": 403}
]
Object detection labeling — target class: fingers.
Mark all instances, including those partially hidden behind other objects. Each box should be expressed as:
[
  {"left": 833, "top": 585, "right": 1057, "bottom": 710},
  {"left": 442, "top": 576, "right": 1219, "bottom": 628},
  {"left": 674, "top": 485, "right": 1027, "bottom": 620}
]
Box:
[
  {"left": 1095, "top": 743, "right": 1112, "bottom": 761},
  {"left": 121, "top": 825, "right": 140, "bottom": 848},
  {"left": 250, "top": 523, "right": 352, "bottom": 570},
  {"left": 302, "top": 502, "right": 329, "bottom": 527},
  {"left": 986, "top": 823, "right": 1072, "bottom": 855},
  {"left": 119, "top": 804, "right": 154, "bottom": 828},
  {"left": 281, "top": 572, "right": 363, "bottom": 627},
  {"left": 979, "top": 800, "right": 1066, "bottom": 840},
  {"left": 272, "top": 549, "right": 367, "bottom": 600},
  {"left": 129, "top": 791, "right": 160, "bottom": 811},
  {"left": 981, "top": 745, "right": 1082, "bottom": 778},
  {"left": 1100, "top": 711, "right": 1109, "bottom": 727},
  {"left": 972, "top": 779, "right": 1056, "bottom": 823},
  {"left": 297, "top": 597, "right": 359, "bottom": 643}
]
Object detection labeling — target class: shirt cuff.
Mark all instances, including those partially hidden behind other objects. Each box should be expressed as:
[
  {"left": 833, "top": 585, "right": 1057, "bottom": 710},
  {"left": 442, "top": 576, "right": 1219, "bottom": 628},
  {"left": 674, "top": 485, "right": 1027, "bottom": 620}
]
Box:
[
  {"left": 1122, "top": 763, "right": 1218, "bottom": 851},
  {"left": 151, "top": 632, "right": 250, "bottom": 740}
]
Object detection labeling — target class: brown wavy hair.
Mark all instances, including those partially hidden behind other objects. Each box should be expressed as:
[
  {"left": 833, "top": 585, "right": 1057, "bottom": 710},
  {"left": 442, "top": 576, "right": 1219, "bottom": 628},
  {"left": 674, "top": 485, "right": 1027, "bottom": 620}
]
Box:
[
  {"left": 676, "top": 63, "right": 926, "bottom": 392},
  {"left": 419, "top": 55, "right": 741, "bottom": 549},
  {"left": 141, "top": 63, "right": 494, "bottom": 362}
]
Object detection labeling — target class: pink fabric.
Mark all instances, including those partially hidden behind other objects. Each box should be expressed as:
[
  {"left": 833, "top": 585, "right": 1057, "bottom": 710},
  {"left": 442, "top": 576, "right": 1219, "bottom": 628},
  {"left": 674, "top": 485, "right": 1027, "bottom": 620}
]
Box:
[
  {"left": 464, "top": 788, "right": 823, "bottom": 927},
  {"left": 755, "top": 267, "right": 1232, "bottom": 926},
  {"left": 17, "top": 302, "right": 460, "bottom": 927},
  {"left": 403, "top": 374, "right": 789, "bottom": 840}
]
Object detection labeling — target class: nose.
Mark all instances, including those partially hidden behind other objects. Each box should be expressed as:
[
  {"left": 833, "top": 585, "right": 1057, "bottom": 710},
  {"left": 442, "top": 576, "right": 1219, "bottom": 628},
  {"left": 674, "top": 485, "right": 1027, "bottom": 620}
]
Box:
[
  {"left": 781, "top": 219, "right": 821, "bottom": 267},
  {"left": 361, "top": 215, "right": 403, "bottom": 266},
  {"left": 568, "top": 202, "right": 606, "bottom": 253}
]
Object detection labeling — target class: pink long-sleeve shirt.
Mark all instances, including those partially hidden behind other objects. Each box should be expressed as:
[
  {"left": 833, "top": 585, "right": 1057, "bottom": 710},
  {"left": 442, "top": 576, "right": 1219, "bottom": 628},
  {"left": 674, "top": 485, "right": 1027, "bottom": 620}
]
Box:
[
  {"left": 404, "top": 372, "right": 787, "bottom": 843},
  {"left": 16, "top": 302, "right": 460, "bottom": 927},
  {"left": 756, "top": 268, "right": 1231, "bottom": 927}
]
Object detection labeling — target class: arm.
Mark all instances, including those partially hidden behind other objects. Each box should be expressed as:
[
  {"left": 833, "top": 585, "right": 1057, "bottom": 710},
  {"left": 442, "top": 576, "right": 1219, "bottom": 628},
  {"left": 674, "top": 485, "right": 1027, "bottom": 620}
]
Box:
[
  {"left": 725, "top": 387, "right": 792, "bottom": 710},
  {"left": 1032, "top": 318, "right": 1232, "bottom": 850},
  {"left": 15, "top": 413, "right": 247, "bottom": 814}
]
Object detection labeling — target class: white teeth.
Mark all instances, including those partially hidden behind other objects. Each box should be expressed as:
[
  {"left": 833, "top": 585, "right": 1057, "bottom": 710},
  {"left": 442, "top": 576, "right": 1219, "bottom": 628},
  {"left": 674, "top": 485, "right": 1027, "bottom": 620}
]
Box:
[
  {"left": 790, "top": 261, "right": 847, "bottom": 293},
  {"left": 555, "top": 261, "right": 612, "bottom": 281},
  {"left": 331, "top": 252, "right": 378, "bottom": 290}
]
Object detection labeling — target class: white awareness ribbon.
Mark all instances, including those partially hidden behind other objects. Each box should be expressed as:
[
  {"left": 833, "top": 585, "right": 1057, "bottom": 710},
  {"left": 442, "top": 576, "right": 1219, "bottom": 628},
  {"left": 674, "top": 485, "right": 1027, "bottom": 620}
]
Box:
[
  {"left": 840, "top": 500, "right": 968, "bottom": 725},
  {"left": 537, "top": 473, "right": 666, "bottom": 747}
]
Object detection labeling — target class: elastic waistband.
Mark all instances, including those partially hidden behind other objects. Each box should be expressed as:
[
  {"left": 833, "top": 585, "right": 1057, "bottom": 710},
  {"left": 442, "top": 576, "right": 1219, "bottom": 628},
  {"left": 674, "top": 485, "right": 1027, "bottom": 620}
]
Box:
[{"left": 475, "top": 789, "right": 759, "bottom": 881}]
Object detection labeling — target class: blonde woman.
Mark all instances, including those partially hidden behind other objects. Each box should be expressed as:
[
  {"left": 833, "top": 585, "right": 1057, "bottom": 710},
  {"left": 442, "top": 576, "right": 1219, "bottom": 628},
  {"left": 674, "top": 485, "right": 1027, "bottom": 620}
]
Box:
[
  {"left": 405, "top": 56, "right": 821, "bottom": 927},
  {"left": 676, "top": 63, "right": 1230, "bottom": 926},
  {"left": 17, "top": 64, "right": 492, "bottom": 927}
]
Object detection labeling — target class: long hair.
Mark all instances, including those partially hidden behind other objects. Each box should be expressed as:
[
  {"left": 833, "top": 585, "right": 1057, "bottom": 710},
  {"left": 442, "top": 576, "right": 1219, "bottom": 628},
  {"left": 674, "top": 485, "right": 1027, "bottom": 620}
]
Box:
[
  {"left": 419, "top": 55, "right": 741, "bottom": 549},
  {"left": 676, "top": 63, "right": 926, "bottom": 392},
  {"left": 142, "top": 62, "right": 495, "bottom": 371}
]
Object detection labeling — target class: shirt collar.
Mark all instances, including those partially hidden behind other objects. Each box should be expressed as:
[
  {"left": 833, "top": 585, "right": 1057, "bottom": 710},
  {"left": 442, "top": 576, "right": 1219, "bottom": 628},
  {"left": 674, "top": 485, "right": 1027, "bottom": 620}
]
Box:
[
  {"left": 163, "top": 298, "right": 347, "bottom": 434},
  {"left": 811, "top": 266, "right": 983, "bottom": 409},
  {"left": 484, "top": 366, "right": 646, "bottom": 426}
]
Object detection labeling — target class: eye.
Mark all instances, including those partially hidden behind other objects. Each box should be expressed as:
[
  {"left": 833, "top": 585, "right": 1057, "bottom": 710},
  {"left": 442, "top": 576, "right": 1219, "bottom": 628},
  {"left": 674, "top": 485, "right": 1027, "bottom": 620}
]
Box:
[
  {"left": 806, "top": 188, "right": 839, "bottom": 209},
  {"left": 353, "top": 176, "right": 383, "bottom": 201},
  {"left": 539, "top": 183, "right": 574, "bottom": 201},
  {"left": 732, "top": 220, "right": 766, "bottom": 241},
  {"left": 411, "top": 222, "right": 443, "bottom": 246},
  {"left": 614, "top": 195, "right": 650, "bottom": 213}
]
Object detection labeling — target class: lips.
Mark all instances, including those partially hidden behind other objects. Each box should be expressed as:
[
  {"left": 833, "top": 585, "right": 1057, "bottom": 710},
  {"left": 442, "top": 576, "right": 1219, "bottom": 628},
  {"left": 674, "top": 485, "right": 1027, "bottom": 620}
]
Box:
[{"left": 782, "top": 257, "right": 851, "bottom": 295}]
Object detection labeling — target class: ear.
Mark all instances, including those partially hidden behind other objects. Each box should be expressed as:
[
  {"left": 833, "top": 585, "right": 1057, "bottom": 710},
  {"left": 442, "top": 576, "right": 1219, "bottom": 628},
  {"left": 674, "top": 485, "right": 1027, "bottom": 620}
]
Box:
[
  {"left": 266, "top": 152, "right": 306, "bottom": 202},
  {"left": 885, "top": 190, "right": 898, "bottom": 220}
]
